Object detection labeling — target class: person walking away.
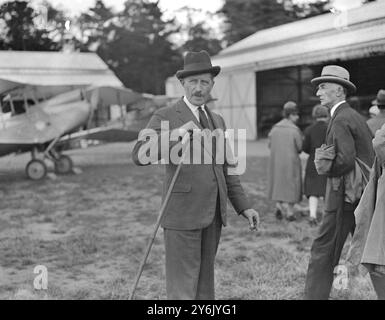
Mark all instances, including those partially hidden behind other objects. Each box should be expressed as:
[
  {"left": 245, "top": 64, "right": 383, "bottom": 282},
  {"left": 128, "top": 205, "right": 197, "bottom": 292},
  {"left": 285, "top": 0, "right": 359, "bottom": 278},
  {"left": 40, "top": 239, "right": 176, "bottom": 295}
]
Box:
[
  {"left": 268, "top": 101, "right": 303, "bottom": 221},
  {"left": 303, "top": 105, "right": 329, "bottom": 227}
]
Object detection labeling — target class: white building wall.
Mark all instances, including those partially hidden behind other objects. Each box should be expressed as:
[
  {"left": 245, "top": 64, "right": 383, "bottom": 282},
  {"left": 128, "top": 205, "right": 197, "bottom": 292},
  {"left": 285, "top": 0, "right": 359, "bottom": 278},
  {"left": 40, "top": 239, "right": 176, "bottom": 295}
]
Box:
[
  {"left": 210, "top": 68, "right": 256, "bottom": 140},
  {"left": 165, "top": 77, "right": 184, "bottom": 98},
  {"left": 165, "top": 69, "right": 257, "bottom": 140}
]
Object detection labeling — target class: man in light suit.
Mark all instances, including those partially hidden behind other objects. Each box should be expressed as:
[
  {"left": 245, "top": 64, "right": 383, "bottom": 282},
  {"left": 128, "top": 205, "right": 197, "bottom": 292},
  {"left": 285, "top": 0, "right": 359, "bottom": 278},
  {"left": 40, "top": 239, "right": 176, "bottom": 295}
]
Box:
[
  {"left": 132, "top": 50, "right": 259, "bottom": 300},
  {"left": 304, "top": 65, "right": 375, "bottom": 299}
]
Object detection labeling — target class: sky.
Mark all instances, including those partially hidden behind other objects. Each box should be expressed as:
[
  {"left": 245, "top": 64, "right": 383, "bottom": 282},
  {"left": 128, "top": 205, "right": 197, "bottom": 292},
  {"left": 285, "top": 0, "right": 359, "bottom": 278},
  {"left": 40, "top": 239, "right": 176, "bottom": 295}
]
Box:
[
  {"left": 32, "top": 0, "right": 224, "bottom": 17},
  {"left": 28, "top": 0, "right": 366, "bottom": 16},
  {"left": 0, "top": 0, "right": 370, "bottom": 39},
  {"left": 0, "top": 0, "right": 368, "bottom": 21},
  {"left": 26, "top": 0, "right": 226, "bottom": 43}
]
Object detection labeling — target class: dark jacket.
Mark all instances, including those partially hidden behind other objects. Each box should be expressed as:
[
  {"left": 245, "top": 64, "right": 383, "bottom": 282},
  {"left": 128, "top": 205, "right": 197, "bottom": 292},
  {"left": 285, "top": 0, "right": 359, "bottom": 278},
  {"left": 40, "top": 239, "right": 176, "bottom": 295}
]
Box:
[
  {"left": 303, "top": 120, "right": 328, "bottom": 197},
  {"left": 323, "top": 102, "right": 374, "bottom": 212},
  {"left": 131, "top": 99, "right": 250, "bottom": 230}
]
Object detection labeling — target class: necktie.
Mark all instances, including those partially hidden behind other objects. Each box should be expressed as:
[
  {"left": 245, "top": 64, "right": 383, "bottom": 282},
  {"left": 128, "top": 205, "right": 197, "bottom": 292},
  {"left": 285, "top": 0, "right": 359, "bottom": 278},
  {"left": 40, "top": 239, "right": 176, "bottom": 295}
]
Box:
[
  {"left": 198, "top": 106, "right": 211, "bottom": 130},
  {"left": 198, "top": 106, "right": 216, "bottom": 162}
]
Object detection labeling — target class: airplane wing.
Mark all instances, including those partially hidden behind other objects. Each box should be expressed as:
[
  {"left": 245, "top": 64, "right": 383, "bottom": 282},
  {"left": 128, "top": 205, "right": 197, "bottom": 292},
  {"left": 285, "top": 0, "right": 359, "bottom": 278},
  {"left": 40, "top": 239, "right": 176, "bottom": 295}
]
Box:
[
  {"left": 58, "top": 125, "right": 139, "bottom": 144},
  {"left": 84, "top": 86, "right": 143, "bottom": 108},
  {"left": 0, "top": 76, "right": 81, "bottom": 100},
  {"left": 0, "top": 78, "right": 143, "bottom": 105},
  {"left": 0, "top": 84, "right": 144, "bottom": 150},
  {"left": 0, "top": 78, "right": 24, "bottom": 95}
]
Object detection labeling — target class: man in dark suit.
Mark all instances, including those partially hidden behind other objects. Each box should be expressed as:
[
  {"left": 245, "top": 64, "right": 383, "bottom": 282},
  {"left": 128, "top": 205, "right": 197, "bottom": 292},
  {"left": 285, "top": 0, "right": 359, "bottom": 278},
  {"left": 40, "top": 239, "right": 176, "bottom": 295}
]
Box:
[
  {"left": 132, "top": 50, "right": 259, "bottom": 300},
  {"left": 304, "top": 65, "right": 375, "bottom": 299}
]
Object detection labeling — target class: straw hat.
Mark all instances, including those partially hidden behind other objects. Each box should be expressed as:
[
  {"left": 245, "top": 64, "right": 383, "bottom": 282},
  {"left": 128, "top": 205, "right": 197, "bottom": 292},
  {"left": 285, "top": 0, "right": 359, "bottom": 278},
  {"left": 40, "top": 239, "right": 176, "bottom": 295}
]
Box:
[{"left": 311, "top": 65, "right": 356, "bottom": 93}]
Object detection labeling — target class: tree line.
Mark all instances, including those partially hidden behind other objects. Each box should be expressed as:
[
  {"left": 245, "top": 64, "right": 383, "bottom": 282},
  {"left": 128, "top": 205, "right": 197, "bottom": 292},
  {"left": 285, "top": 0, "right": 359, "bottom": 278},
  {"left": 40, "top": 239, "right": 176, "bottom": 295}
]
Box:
[{"left": 0, "top": 0, "right": 338, "bottom": 94}]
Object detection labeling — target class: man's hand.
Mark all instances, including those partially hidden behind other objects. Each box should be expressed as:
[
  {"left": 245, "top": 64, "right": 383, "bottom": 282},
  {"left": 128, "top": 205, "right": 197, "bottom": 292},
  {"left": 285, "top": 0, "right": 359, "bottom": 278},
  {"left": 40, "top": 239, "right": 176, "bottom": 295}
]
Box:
[
  {"left": 178, "top": 121, "right": 200, "bottom": 135},
  {"left": 241, "top": 208, "right": 260, "bottom": 231},
  {"left": 344, "top": 260, "right": 359, "bottom": 278},
  {"left": 173, "top": 121, "right": 200, "bottom": 145}
]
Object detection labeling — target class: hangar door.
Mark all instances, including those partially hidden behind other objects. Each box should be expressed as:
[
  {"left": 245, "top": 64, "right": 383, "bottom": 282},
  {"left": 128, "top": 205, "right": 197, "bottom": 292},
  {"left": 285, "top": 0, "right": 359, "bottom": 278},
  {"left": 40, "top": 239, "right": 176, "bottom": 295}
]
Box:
[{"left": 211, "top": 70, "right": 256, "bottom": 140}]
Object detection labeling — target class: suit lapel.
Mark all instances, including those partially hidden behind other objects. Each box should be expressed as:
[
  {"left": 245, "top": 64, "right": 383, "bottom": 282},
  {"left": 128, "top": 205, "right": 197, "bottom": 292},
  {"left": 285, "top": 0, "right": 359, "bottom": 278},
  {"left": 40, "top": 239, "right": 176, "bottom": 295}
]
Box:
[
  {"left": 206, "top": 107, "right": 222, "bottom": 130},
  {"left": 176, "top": 99, "right": 203, "bottom": 129},
  {"left": 206, "top": 107, "right": 226, "bottom": 163},
  {"left": 326, "top": 102, "right": 350, "bottom": 139},
  {"left": 326, "top": 115, "right": 334, "bottom": 139},
  {"left": 175, "top": 99, "right": 223, "bottom": 130}
]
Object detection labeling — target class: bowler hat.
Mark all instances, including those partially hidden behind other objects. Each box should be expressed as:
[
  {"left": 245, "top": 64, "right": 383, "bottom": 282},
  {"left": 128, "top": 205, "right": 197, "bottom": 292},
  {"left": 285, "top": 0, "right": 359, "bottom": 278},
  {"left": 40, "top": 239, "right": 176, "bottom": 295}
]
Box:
[
  {"left": 311, "top": 65, "right": 356, "bottom": 94},
  {"left": 372, "top": 89, "right": 385, "bottom": 106},
  {"left": 176, "top": 50, "right": 221, "bottom": 80}
]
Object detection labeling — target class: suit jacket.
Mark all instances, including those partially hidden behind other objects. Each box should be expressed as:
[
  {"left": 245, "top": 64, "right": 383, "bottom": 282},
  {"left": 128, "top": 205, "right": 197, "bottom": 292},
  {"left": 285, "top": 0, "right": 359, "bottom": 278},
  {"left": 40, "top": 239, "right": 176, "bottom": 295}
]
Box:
[
  {"left": 132, "top": 98, "right": 251, "bottom": 230},
  {"left": 324, "top": 102, "right": 374, "bottom": 212}
]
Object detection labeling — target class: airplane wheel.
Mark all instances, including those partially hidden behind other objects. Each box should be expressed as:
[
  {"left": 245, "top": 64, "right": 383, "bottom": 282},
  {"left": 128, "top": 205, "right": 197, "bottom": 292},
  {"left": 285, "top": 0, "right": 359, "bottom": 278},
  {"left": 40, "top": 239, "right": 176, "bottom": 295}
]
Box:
[
  {"left": 26, "top": 159, "right": 47, "bottom": 180},
  {"left": 54, "top": 155, "right": 73, "bottom": 174}
]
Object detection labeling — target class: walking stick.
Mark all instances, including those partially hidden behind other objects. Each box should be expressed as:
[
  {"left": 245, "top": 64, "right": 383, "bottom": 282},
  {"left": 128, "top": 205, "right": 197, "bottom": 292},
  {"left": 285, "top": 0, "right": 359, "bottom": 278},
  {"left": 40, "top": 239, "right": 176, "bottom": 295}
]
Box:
[{"left": 129, "top": 132, "right": 192, "bottom": 300}]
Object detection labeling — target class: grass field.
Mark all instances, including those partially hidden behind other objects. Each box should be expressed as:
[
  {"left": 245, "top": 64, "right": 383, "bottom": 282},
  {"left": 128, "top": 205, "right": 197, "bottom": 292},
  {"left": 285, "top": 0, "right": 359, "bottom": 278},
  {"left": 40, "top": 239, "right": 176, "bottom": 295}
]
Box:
[{"left": 0, "top": 142, "right": 377, "bottom": 299}]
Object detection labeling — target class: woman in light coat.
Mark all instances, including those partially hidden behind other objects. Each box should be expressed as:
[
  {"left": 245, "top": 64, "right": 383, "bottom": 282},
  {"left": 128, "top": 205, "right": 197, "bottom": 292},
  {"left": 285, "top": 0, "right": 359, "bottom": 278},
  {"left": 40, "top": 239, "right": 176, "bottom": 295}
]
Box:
[{"left": 267, "top": 101, "right": 303, "bottom": 221}]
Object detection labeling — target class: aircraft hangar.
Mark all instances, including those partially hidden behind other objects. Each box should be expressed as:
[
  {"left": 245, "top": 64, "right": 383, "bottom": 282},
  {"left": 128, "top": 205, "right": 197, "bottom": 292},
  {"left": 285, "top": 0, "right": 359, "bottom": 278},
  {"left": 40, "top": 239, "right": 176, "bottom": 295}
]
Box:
[{"left": 165, "top": 0, "right": 385, "bottom": 139}]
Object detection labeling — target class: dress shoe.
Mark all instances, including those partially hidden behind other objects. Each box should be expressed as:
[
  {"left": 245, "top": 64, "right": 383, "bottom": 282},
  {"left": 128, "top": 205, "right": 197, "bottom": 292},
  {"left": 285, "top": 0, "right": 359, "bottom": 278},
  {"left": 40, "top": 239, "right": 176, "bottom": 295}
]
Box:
[
  {"left": 309, "top": 217, "right": 319, "bottom": 227},
  {"left": 285, "top": 214, "right": 296, "bottom": 222}
]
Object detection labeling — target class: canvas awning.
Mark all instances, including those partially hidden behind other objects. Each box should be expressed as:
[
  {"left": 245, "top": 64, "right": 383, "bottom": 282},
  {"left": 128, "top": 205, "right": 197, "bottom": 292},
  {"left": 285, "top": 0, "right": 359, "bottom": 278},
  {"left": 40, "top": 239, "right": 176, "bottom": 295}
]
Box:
[
  {"left": 0, "top": 51, "right": 123, "bottom": 96},
  {"left": 212, "top": 1, "right": 385, "bottom": 72}
]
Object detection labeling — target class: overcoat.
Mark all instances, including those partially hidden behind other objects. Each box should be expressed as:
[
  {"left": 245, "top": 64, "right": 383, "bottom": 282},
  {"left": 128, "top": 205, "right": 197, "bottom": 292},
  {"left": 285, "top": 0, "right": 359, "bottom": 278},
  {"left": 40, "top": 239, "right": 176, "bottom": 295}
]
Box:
[
  {"left": 348, "top": 124, "right": 385, "bottom": 274},
  {"left": 347, "top": 157, "right": 385, "bottom": 274},
  {"left": 267, "top": 118, "right": 303, "bottom": 203}
]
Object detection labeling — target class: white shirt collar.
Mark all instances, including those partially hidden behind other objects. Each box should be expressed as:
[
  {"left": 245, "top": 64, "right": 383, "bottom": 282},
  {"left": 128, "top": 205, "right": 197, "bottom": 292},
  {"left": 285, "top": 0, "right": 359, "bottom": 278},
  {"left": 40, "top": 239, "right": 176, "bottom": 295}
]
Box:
[
  {"left": 183, "top": 96, "right": 207, "bottom": 121},
  {"left": 330, "top": 100, "right": 346, "bottom": 117}
]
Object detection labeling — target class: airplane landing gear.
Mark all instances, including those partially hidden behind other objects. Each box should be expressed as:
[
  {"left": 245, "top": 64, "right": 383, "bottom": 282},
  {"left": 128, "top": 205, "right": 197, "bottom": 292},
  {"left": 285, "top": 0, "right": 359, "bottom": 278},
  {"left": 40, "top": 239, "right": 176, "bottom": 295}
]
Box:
[
  {"left": 54, "top": 154, "right": 73, "bottom": 174},
  {"left": 26, "top": 159, "right": 47, "bottom": 180},
  {"left": 25, "top": 145, "right": 75, "bottom": 180}
]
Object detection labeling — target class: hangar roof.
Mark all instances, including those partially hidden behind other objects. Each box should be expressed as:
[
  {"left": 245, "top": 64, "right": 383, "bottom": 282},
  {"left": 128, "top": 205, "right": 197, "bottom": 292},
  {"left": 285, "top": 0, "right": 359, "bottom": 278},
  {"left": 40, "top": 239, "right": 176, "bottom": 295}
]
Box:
[
  {"left": 0, "top": 51, "right": 123, "bottom": 94},
  {"left": 212, "top": 1, "right": 385, "bottom": 72}
]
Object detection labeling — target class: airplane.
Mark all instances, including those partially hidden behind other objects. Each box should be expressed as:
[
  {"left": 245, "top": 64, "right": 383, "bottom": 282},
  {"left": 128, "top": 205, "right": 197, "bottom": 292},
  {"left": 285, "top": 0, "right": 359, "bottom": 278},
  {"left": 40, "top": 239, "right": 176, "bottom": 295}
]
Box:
[{"left": 0, "top": 78, "right": 146, "bottom": 180}]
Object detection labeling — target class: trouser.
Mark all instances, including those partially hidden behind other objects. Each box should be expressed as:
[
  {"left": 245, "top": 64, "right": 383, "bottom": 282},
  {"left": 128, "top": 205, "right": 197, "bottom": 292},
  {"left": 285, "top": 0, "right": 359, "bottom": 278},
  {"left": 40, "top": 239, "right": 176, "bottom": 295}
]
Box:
[
  {"left": 370, "top": 272, "right": 385, "bottom": 300},
  {"left": 304, "top": 202, "right": 356, "bottom": 300},
  {"left": 163, "top": 201, "right": 222, "bottom": 300}
]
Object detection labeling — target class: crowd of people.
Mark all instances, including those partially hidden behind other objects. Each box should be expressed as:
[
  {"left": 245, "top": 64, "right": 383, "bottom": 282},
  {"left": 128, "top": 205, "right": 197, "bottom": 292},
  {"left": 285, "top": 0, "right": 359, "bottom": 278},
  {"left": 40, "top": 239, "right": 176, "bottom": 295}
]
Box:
[
  {"left": 267, "top": 66, "right": 385, "bottom": 300},
  {"left": 267, "top": 102, "right": 329, "bottom": 226},
  {"left": 268, "top": 88, "right": 385, "bottom": 228},
  {"left": 133, "top": 50, "right": 385, "bottom": 300}
]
